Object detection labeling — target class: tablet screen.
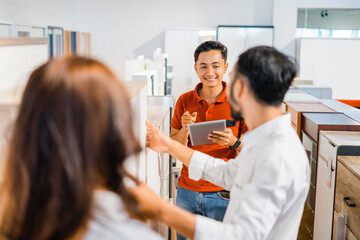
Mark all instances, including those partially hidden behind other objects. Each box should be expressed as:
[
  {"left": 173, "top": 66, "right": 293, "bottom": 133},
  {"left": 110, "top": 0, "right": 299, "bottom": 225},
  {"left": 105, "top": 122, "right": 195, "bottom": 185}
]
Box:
[{"left": 188, "top": 120, "right": 226, "bottom": 146}]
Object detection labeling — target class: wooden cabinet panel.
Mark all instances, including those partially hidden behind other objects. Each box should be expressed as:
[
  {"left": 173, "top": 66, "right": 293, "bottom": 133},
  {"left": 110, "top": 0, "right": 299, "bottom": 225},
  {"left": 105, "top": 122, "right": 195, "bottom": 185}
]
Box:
[
  {"left": 286, "top": 102, "right": 335, "bottom": 137},
  {"left": 315, "top": 132, "right": 360, "bottom": 240},
  {"left": 301, "top": 128, "right": 360, "bottom": 239},
  {"left": 335, "top": 158, "right": 360, "bottom": 239},
  {"left": 302, "top": 113, "right": 360, "bottom": 142}
]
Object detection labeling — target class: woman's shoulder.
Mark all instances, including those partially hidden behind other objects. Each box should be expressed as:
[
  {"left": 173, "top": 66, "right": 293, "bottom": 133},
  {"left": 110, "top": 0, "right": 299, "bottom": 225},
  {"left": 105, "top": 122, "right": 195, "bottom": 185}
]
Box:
[{"left": 84, "top": 190, "right": 163, "bottom": 240}]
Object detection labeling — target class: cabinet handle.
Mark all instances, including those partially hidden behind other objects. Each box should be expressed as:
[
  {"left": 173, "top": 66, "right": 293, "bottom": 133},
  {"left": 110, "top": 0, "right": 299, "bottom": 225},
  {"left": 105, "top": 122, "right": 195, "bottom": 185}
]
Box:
[{"left": 343, "top": 197, "right": 356, "bottom": 207}]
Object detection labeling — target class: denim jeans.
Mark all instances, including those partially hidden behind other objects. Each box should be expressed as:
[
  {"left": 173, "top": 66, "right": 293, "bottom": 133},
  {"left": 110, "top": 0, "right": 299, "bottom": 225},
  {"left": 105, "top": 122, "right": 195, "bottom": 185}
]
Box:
[{"left": 176, "top": 186, "right": 229, "bottom": 240}]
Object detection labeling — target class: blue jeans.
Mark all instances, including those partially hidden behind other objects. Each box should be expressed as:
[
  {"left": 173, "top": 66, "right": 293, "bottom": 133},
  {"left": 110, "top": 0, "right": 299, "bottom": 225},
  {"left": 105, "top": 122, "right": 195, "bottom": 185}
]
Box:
[{"left": 176, "top": 186, "right": 229, "bottom": 240}]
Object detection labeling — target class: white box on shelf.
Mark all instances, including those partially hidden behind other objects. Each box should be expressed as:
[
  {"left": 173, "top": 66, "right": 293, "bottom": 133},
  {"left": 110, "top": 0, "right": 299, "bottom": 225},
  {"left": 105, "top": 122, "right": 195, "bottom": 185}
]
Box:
[{"left": 132, "top": 70, "right": 157, "bottom": 96}]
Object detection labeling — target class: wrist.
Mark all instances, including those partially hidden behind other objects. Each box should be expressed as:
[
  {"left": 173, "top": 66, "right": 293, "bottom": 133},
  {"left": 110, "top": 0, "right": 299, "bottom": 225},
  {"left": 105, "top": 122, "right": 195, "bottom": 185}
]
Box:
[
  {"left": 229, "top": 136, "right": 237, "bottom": 146},
  {"left": 158, "top": 199, "right": 172, "bottom": 222},
  {"left": 181, "top": 126, "right": 189, "bottom": 132},
  {"left": 229, "top": 138, "right": 241, "bottom": 150}
]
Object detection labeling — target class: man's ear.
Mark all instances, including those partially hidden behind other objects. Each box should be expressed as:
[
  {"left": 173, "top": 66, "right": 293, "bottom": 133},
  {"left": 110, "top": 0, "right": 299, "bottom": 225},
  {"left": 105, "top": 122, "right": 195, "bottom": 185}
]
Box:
[
  {"left": 233, "top": 77, "right": 244, "bottom": 102},
  {"left": 194, "top": 64, "right": 198, "bottom": 74},
  {"left": 224, "top": 62, "right": 229, "bottom": 73}
]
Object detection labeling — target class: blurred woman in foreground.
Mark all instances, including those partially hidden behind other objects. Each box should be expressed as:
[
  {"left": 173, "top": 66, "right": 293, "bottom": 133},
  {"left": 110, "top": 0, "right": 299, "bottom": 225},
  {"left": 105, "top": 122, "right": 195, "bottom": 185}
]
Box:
[{"left": 0, "top": 57, "right": 162, "bottom": 240}]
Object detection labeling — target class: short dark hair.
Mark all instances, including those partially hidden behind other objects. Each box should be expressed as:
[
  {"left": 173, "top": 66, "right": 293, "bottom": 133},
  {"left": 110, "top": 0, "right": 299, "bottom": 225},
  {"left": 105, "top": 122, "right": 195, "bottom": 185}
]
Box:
[
  {"left": 194, "top": 41, "right": 227, "bottom": 63},
  {"left": 234, "top": 46, "right": 297, "bottom": 106}
]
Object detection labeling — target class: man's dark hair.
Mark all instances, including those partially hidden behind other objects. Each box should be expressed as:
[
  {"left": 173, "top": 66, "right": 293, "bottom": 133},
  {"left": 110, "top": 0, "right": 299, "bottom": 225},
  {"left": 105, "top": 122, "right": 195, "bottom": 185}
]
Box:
[
  {"left": 194, "top": 41, "right": 228, "bottom": 63},
  {"left": 235, "top": 46, "right": 297, "bottom": 106}
]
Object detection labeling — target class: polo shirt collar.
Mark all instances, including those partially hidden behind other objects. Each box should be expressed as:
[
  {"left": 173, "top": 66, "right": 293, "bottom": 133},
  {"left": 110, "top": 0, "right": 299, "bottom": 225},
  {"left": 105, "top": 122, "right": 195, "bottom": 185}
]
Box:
[{"left": 194, "top": 81, "right": 228, "bottom": 103}]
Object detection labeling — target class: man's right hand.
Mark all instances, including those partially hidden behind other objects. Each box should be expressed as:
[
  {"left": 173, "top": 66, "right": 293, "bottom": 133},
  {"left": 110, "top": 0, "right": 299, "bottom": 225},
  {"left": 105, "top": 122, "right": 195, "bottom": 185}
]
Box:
[
  {"left": 181, "top": 111, "right": 197, "bottom": 129},
  {"left": 146, "top": 121, "right": 172, "bottom": 153}
]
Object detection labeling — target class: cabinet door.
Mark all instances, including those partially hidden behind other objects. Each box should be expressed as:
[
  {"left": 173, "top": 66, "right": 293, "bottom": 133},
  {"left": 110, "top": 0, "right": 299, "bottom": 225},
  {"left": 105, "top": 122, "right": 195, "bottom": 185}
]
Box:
[
  {"left": 314, "top": 155, "right": 333, "bottom": 240},
  {"left": 159, "top": 110, "right": 170, "bottom": 200},
  {"left": 318, "top": 133, "right": 337, "bottom": 168},
  {"left": 302, "top": 131, "right": 317, "bottom": 210}
]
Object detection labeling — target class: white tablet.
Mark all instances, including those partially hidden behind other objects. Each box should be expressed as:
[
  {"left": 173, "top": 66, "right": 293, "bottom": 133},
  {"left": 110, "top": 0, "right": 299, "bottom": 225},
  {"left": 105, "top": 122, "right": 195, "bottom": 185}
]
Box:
[{"left": 188, "top": 120, "right": 226, "bottom": 146}]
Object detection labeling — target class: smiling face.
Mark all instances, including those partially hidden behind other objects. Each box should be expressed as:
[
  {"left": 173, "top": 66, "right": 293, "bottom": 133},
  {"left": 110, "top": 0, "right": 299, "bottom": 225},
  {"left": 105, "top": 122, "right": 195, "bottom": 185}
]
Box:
[{"left": 194, "top": 50, "right": 228, "bottom": 89}]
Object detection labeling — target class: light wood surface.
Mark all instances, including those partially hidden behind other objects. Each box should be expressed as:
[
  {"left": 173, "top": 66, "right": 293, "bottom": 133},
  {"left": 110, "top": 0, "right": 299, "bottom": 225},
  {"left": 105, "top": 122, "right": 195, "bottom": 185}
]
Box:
[
  {"left": 338, "top": 156, "right": 360, "bottom": 181},
  {"left": 64, "top": 30, "right": 71, "bottom": 56},
  {"left": 335, "top": 159, "right": 360, "bottom": 239},
  {"left": 321, "top": 131, "right": 360, "bottom": 148},
  {"left": 0, "top": 37, "right": 48, "bottom": 46}
]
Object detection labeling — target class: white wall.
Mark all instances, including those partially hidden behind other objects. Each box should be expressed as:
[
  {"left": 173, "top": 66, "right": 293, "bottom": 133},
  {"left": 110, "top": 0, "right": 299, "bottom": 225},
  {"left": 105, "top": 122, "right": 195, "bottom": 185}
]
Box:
[
  {"left": 297, "top": 38, "right": 360, "bottom": 99},
  {"left": 273, "top": 0, "right": 360, "bottom": 58},
  {"left": 0, "top": 0, "right": 273, "bottom": 79},
  {"left": 63, "top": 0, "right": 273, "bottom": 79},
  {"left": 3, "top": 0, "right": 360, "bottom": 81},
  {"left": 0, "top": 0, "right": 65, "bottom": 27}
]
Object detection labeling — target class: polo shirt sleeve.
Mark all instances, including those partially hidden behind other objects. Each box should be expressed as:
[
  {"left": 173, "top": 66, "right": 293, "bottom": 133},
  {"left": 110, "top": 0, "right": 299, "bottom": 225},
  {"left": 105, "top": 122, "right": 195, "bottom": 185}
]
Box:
[{"left": 170, "top": 96, "right": 184, "bottom": 130}]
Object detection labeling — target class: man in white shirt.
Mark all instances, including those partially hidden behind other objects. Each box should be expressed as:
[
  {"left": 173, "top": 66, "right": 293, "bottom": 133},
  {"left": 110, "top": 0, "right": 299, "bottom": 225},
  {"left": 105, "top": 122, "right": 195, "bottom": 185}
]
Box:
[{"left": 133, "top": 46, "right": 310, "bottom": 240}]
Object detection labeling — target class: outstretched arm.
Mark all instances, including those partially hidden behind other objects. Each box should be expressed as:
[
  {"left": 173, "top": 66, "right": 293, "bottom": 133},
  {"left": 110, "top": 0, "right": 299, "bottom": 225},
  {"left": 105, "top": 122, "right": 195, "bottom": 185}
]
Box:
[
  {"left": 147, "top": 120, "right": 193, "bottom": 166},
  {"left": 147, "top": 121, "right": 238, "bottom": 190}
]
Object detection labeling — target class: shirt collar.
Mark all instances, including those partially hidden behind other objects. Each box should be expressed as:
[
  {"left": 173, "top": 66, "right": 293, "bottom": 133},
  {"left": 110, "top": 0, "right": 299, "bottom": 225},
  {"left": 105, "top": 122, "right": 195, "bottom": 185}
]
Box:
[
  {"left": 194, "top": 81, "right": 228, "bottom": 103},
  {"left": 242, "top": 114, "right": 291, "bottom": 149}
]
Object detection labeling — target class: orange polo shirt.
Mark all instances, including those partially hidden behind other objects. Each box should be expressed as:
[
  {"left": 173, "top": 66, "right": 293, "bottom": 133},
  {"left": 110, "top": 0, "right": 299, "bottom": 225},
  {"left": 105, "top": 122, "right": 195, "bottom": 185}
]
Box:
[{"left": 171, "top": 81, "right": 247, "bottom": 192}]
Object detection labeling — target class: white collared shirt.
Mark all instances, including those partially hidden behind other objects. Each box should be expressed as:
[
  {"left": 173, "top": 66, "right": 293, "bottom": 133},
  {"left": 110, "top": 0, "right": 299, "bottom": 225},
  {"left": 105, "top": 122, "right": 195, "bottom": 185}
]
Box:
[
  {"left": 83, "top": 190, "right": 163, "bottom": 240},
  {"left": 189, "top": 114, "right": 310, "bottom": 240}
]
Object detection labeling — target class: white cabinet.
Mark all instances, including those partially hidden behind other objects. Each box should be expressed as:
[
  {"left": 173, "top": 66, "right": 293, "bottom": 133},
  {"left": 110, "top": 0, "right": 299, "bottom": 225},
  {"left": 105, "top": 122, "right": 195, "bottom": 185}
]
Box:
[
  {"left": 146, "top": 105, "right": 170, "bottom": 198},
  {"left": 14, "top": 23, "right": 47, "bottom": 38},
  {"left": 296, "top": 38, "right": 360, "bottom": 99},
  {"left": 164, "top": 29, "right": 216, "bottom": 99},
  {"left": 0, "top": 38, "right": 49, "bottom": 181},
  {"left": 0, "top": 38, "right": 49, "bottom": 91},
  {"left": 122, "top": 81, "right": 148, "bottom": 182},
  {"left": 314, "top": 154, "right": 335, "bottom": 240},
  {"left": 314, "top": 131, "right": 360, "bottom": 240},
  {"left": 147, "top": 104, "right": 171, "bottom": 239},
  {"left": 217, "top": 26, "right": 274, "bottom": 82}
]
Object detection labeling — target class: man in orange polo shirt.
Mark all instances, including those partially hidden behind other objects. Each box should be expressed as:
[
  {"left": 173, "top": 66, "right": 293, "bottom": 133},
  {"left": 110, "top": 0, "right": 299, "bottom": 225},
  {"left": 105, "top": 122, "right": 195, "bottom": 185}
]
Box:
[{"left": 170, "top": 41, "right": 247, "bottom": 240}]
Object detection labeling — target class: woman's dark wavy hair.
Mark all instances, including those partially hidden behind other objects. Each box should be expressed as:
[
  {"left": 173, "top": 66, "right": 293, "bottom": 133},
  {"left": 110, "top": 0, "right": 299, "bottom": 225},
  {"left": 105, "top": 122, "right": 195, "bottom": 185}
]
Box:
[
  {"left": 235, "top": 46, "right": 297, "bottom": 106},
  {"left": 0, "top": 56, "right": 142, "bottom": 239}
]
